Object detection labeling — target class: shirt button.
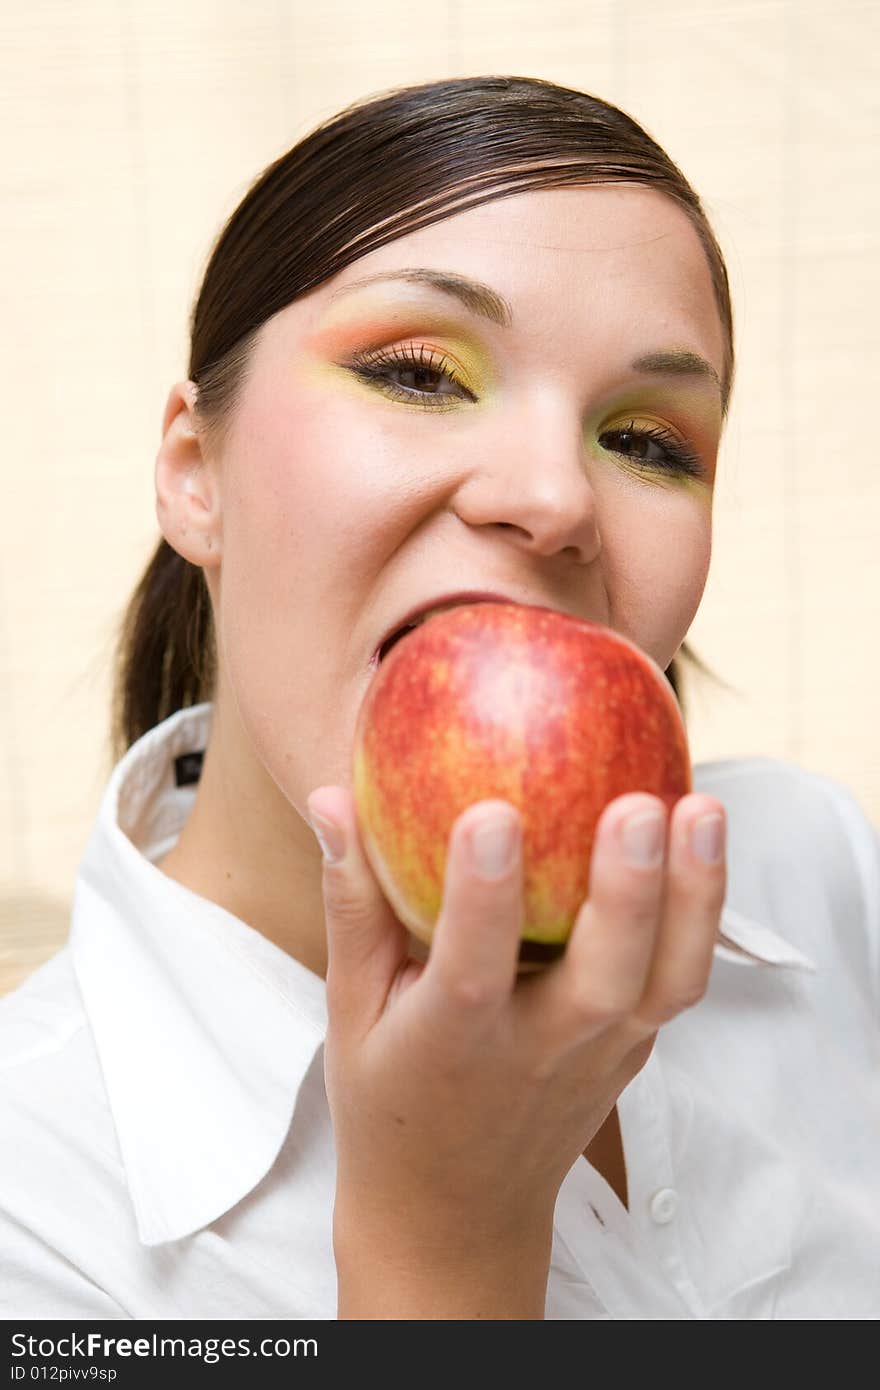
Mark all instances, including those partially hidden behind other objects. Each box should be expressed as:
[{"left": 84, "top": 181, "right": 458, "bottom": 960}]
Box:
[{"left": 649, "top": 1188, "right": 678, "bottom": 1224}]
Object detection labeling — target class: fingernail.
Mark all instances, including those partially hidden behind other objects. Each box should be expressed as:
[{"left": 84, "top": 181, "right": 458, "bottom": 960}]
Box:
[
  {"left": 306, "top": 800, "right": 346, "bottom": 864},
  {"left": 621, "top": 809, "right": 665, "bottom": 867},
  {"left": 469, "top": 813, "right": 519, "bottom": 880},
  {"left": 692, "top": 812, "right": 724, "bottom": 864}
]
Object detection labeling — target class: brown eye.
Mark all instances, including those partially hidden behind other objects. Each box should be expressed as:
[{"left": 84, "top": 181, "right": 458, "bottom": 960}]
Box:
[
  {"left": 599, "top": 419, "right": 704, "bottom": 479},
  {"left": 392, "top": 364, "right": 457, "bottom": 395},
  {"left": 348, "top": 344, "right": 475, "bottom": 406}
]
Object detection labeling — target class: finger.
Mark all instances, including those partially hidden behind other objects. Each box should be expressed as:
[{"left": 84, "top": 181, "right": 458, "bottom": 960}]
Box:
[
  {"left": 515, "top": 793, "right": 668, "bottom": 1067},
  {"left": 623, "top": 795, "right": 727, "bottom": 1039},
  {"left": 420, "top": 799, "right": 523, "bottom": 1024},
  {"left": 306, "top": 786, "right": 410, "bottom": 1035}
]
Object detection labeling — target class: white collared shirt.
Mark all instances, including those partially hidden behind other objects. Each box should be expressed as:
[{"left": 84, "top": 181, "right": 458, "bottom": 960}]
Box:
[{"left": 1, "top": 703, "right": 878, "bottom": 1320}]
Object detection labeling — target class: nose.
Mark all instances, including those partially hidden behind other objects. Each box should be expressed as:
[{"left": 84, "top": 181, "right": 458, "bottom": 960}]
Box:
[{"left": 452, "top": 400, "right": 603, "bottom": 564}]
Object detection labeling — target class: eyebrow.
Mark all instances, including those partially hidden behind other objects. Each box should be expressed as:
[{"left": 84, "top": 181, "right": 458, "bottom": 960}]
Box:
[
  {"left": 328, "top": 268, "right": 723, "bottom": 398},
  {"left": 330, "top": 268, "right": 514, "bottom": 328}
]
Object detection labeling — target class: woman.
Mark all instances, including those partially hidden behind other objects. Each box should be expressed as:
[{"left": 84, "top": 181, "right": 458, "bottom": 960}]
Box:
[{"left": 2, "top": 75, "right": 877, "bottom": 1320}]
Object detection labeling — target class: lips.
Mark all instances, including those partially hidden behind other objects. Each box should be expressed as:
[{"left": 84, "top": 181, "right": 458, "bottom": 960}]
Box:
[{"left": 372, "top": 590, "right": 524, "bottom": 665}]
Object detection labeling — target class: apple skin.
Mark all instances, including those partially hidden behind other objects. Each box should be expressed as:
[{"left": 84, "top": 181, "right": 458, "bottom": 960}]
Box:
[{"left": 352, "top": 602, "right": 692, "bottom": 963}]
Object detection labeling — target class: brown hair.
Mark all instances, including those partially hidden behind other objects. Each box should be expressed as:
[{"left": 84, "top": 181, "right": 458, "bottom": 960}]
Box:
[{"left": 110, "top": 73, "right": 739, "bottom": 767}]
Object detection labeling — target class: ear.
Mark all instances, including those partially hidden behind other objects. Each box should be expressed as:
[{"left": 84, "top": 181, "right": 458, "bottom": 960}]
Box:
[{"left": 155, "top": 381, "right": 222, "bottom": 567}]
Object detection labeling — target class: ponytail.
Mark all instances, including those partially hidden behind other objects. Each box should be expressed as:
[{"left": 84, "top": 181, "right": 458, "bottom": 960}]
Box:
[{"left": 110, "top": 539, "right": 216, "bottom": 765}]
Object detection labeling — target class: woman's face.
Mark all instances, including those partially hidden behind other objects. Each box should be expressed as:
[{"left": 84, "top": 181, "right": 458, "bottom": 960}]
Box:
[{"left": 158, "top": 184, "right": 726, "bottom": 895}]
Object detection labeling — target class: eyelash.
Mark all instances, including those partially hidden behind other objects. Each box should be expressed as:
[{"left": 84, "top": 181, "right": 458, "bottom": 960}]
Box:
[{"left": 348, "top": 344, "right": 706, "bottom": 479}]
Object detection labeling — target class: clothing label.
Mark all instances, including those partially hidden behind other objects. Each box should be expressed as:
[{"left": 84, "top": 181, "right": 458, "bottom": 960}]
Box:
[{"left": 174, "top": 750, "right": 204, "bottom": 787}]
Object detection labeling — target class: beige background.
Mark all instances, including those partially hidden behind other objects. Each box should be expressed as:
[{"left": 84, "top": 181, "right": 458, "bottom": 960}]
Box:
[{"left": 2, "top": 0, "right": 878, "bottom": 996}]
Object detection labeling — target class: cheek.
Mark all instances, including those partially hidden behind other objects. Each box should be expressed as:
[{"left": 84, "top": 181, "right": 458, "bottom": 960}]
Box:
[
  {"left": 224, "top": 399, "right": 328, "bottom": 548},
  {"left": 208, "top": 380, "right": 407, "bottom": 795},
  {"left": 210, "top": 397, "right": 338, "bottom": 729},
  {"left": 225, "top": 369, "right": 419, "bottom": 553},
  {"left": 219, "top": 371, "right": 379, "bottom": 593},
  {"left": 602, "top": 485, "right": 713, "bottom": 670}
]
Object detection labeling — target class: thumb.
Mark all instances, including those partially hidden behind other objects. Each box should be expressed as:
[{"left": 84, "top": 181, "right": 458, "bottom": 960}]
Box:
[{"left": 305, "top": 786, "right": 411, "bottom": 1032}]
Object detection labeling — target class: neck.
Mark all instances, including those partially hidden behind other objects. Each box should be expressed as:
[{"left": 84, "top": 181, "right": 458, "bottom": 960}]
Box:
[{"left": 155, "top": 685, "right": 330, "bottom": 980}]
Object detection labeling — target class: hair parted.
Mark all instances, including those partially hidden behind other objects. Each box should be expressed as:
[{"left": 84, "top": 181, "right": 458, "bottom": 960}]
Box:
[{"left": 110, "top": 73, "right": 739, "bottom": 766}]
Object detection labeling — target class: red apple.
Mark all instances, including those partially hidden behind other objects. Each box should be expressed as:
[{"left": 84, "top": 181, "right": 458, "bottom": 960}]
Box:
[{"left": 352, "top": 602, "right": 691, "bottom": 966}]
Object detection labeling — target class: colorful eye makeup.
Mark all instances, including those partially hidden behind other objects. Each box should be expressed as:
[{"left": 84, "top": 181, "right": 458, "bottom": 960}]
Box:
[
  {"left": 348, "top": 343, "right": 475, "bottom": 408},
  {"left": 307, "top": 290, "right": 718, "bottom": 481},
  {"left": 341, "top": 344, "right": 709, "bottom": 480}
]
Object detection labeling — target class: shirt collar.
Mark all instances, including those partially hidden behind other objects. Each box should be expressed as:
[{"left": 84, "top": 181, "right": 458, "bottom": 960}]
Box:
[
  {"left": 68, "top": 701, "right": 814, "bottom": 1248},
  {"left": 70, "top": 702, "right": 329, "bottom": 1247}
]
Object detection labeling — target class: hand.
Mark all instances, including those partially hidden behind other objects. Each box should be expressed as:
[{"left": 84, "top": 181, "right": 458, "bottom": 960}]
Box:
[{"left": 305, "top": 786, "right": 726, "bottom": 1311}]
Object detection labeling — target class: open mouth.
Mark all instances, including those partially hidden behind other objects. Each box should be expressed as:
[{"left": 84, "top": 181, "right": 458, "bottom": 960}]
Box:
[
  {"left": 374, "top": 595, "right": 512, "bottom": 666},
  {"left": 376, "top": 620, "right": 423, "bottom": 665}
]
